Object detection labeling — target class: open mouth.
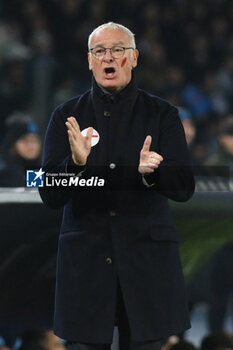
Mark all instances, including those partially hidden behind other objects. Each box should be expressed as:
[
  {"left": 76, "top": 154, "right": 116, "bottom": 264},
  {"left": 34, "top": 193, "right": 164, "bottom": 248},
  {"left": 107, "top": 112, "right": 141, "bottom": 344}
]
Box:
[{"left": 104, "top": 67, "right": 116, "bottom": 75}]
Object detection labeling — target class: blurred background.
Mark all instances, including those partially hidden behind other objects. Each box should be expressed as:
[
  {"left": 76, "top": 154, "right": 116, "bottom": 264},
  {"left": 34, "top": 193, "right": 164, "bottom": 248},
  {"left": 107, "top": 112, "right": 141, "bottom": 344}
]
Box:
[{"left": 0, "top": 0, "right": 233, "bottom": 349}]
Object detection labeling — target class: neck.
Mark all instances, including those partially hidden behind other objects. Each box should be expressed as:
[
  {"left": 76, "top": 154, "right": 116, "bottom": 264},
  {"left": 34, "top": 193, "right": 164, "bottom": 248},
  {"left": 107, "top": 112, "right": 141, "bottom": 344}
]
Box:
[
  {"left": 97, "top": 83, "right": 126, "bottom": 95},
  {"left": 92, "top": 72, "right": 137, "bottom": 104}
]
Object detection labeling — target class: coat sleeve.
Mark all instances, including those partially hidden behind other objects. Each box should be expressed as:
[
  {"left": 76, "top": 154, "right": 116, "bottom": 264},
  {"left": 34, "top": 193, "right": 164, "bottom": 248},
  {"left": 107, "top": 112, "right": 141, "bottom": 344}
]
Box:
[
  {"left": 39, "top": 105, "right": 84, "bottom": 209},
  {"left": 143, "top": 105, "right": 195, "bottom": 202}
]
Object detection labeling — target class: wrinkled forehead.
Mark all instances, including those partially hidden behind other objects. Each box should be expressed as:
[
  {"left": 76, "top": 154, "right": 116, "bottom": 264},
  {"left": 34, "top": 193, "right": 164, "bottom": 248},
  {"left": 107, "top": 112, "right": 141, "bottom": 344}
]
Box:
[{"left": 90, "top": 28, "right": 131, "bottom": 48}]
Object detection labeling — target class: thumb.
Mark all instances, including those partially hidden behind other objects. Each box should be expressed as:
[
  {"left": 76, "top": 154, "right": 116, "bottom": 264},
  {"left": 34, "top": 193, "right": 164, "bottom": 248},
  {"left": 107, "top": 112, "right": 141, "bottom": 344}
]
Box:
[{"left": 142, "top": 135, "right": 152, "bottom": 152}]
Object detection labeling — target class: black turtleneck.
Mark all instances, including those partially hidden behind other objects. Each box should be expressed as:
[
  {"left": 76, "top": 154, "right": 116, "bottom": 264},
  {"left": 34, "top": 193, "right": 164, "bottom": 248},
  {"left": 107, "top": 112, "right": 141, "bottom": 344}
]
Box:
[{"left": 91, "top": 72, "right": 138, "bottom": 104}]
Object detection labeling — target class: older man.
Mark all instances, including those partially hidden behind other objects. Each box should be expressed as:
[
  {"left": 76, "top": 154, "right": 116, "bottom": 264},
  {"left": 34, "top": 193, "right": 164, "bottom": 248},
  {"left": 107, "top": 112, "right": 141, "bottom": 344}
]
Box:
[{"left": 40, "top": 22, "right": 195, "bottom": 350}]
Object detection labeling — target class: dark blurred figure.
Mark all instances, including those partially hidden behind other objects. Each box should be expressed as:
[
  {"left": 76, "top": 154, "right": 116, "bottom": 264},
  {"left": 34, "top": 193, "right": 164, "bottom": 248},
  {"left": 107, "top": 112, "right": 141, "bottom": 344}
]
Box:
[
  {"left": 18, "top": 329, "right": 66, "bottom": 350},
  {"left": 216, "top": 54, "right": 233, "bottom": 112},
  {"left": 0, "top": 43, "right": 32, "bottom": 140},
  {"left": 0, "top": 112, "right": 41, "bottom": 187},
  {"left": 178, "top": 107, "right": 196, "bottom": 149},
  {"left": 178, "top": 106, "right": 207, "bottom": 166},
  {"left": 0, "top": 346, "right": 11, "bottom": 350},
  {"left": 201, "top": 331, "right": 233, "bottom": 350},
  {"left": 170, "top": 341, "right": 196, "bottom": 350},
  {"left": 206, "top": 115, "right": 233, "bottom": 171},
  {"left": 161, "top": 336, "right": 180, "bottom": 350}
]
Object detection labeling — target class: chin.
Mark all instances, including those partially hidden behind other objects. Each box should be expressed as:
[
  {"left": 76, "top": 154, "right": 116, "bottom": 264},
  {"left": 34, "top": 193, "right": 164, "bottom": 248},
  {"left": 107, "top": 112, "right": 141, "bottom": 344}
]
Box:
[{"left": 102, "top": 81, "right": 123, "bottom": 91}]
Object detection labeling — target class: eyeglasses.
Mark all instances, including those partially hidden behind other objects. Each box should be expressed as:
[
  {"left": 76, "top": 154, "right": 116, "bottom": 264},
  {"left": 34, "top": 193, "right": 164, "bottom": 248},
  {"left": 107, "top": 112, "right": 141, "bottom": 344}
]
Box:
[{"left": 89, "top": 46, "right": 135, "bottom": 59}]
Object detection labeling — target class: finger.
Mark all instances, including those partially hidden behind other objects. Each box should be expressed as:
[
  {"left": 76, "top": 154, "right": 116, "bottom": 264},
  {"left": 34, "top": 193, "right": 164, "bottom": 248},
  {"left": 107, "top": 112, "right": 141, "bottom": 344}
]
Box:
[
  {"left": 148, "top": 163, "right": 159, "bottom": 169},
  {"left": 149, "top": 158, "right": 161, "bottom": 164},
  {"left": 149, "top": 152, "right": 163, "bottom": 162},
  {"left": 140, "top": 161, "right": 159, "bottom": 169},
  {"left": 140, "top": 166, "right": 155, "bottom": 174},
  {"left": 86, "top": 127, "right": 93, "bottom": 143},
  {"left": 67, "top": 129, "right": 75, "bottom": 146},
  {"left": 67, "top": 117, "right": 79, "bottom": 130},
  {"left": 150, "top": 157, "right": 163, "bottom": 164},
  {"left": 67, "top": 117, "right": 80, "bottom": 134},
  {"left": 142, "top": 135, "right": 152, "bottom": 152},
  {"left": 143, "top": 157, "right": 161, "bottom": 168},
  {"left": 66, "top": 120, "right": 81, "bottom": 142},
  {"left": 65, "top": 121, "right": 72, "bottom": 133},
  {"left": 71, "top": 117, "right": 81, "bottom": 132},
  {"left": 66, "top": 122, "right": 77, "bottom": 143}
]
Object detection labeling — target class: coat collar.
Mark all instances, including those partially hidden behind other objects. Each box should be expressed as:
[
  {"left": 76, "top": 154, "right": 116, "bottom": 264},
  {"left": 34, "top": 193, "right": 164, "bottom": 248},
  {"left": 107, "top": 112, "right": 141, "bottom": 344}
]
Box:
[{"left": 91, "top": 72, "right": 138, "bottom": 104}]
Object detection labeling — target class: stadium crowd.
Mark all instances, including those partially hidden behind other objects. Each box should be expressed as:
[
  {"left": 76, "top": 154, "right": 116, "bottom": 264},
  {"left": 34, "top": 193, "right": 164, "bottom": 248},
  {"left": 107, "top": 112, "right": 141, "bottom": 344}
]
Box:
[
  {"left": 0, "top": 0, "right": 233, "bottom": 169},
  {"left": 1, "top": 329, "right": 233, "bottom": 350}
]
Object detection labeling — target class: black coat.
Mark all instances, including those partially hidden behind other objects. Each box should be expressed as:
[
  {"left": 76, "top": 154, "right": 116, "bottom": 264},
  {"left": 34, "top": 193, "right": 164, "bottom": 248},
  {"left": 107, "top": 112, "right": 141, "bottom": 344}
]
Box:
[{"left": 39, "top": 77, "right": 195, "bottom": 343}]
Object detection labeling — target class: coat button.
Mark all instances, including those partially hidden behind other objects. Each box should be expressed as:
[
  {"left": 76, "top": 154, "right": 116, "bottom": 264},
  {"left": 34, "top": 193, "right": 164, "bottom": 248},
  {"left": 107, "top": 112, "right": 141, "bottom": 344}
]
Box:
[
  {"left": 106, "top": 257, "right": 113, "bottom": 264},
  {"left": 109, "top": 163, "right": 116, "bottom": 169},
  {"left": 104, "top": 111, "right": 110, "bottom": 117},
  {"left": 109, "top": 210, "right": 116, "bottom": 216}
]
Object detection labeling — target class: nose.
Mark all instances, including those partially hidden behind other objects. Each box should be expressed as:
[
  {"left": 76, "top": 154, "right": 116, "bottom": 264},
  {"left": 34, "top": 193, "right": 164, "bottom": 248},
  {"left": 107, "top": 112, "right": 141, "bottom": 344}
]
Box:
[{"left": 103, "top": 48, "right": 114, "bottom": 61}]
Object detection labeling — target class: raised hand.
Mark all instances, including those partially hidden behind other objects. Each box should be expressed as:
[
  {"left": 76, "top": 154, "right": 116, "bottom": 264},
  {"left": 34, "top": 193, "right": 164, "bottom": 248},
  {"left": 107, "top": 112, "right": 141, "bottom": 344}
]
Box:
[
  {"left": 138, "top": 135, "right": 163, "bottom": 174},
  {"left": 66, "top": 116, "right": 93, "bottom": 165}
]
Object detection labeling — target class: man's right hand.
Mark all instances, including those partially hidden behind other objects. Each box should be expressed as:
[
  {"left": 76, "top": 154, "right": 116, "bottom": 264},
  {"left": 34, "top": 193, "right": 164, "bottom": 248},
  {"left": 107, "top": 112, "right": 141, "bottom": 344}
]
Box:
[{"left": 66, "top": 116, "right": 93, "bottom": 165}]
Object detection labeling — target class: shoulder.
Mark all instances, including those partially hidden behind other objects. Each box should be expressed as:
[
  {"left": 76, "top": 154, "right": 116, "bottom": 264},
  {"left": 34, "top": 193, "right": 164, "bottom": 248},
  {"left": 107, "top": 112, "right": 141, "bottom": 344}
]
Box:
[
  {"left": 53, "top": 90, "right": 91, "bottom": 116},
  {"left": 137, "top": 89, "right": 181, "bottom": 129},
  {"left": 138, "top": 88, "right": 178, "bottom": 115},
  {"left": 47, "top": 90, "right": 92, "bottom": 130}
]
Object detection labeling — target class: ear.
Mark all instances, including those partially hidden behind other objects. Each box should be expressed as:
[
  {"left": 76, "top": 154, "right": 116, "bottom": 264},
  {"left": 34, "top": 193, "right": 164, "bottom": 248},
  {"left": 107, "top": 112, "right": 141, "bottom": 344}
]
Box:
[
  {"left": 88, "top": 52, "right": 92, "bottom": 71},
  {"left": 132, "top": 49, "right": 139, "bottom": 68}
]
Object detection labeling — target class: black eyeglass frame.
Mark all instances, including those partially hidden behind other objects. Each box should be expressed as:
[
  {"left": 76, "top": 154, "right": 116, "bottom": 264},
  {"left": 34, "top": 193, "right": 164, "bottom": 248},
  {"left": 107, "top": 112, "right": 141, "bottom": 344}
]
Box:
[{"left": 89, "top": 46, "right": 135, "bottom": 58}]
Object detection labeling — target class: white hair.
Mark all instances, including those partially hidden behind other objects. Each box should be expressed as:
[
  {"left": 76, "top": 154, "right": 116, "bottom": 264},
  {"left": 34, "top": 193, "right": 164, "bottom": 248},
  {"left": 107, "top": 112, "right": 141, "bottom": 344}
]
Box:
[{"left": 88, "top": 22, "right": 136, "bottom": 50}]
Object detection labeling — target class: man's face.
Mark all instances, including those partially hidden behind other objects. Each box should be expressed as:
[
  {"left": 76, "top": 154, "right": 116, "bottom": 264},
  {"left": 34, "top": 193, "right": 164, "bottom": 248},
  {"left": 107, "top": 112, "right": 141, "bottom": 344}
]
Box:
[{"left": 88, "top": 28, "right": 139, "bottom": 91}]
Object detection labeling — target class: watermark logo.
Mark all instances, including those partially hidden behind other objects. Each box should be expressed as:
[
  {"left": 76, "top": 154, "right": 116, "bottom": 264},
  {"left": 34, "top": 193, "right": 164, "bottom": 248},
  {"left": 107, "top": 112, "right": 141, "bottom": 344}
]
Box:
[
  {"left": 26, "top": 169, "right": 105, "bottom": 188},
  {"left": 26, "top": 168, "right": 45, "bottom": 187}
]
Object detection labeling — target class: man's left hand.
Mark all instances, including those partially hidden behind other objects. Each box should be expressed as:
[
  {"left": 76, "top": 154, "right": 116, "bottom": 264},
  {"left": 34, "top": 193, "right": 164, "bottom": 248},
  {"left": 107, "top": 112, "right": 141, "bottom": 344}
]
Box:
[{"left": 138, "top": 135, "right": 163, "bottom": 174}]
